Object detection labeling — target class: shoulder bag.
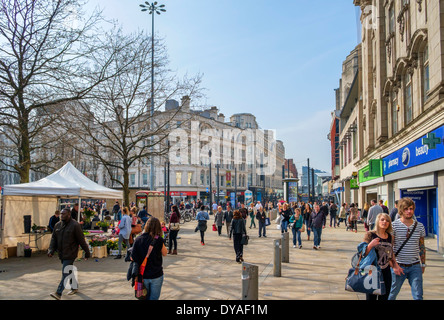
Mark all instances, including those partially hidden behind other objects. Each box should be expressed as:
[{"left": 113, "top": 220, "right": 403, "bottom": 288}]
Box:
[
  {"left": 134, "top": 240, "right": 156, "bottom": 300},
  {"left": 345, "top": 252, "right": 386, "bottom": 296}
]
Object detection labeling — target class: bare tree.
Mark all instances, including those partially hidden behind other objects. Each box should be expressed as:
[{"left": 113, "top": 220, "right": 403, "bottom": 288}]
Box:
[
  {"left": 66, "top": 29, "right": 203, "bottom": 205},
  {"left": 0, "top": 0, "right": 129, "bottom": 182}
]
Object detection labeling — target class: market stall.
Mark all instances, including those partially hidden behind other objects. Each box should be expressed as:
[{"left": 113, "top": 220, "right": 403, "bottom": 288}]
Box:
[{"left": 0, "top": 162, "right": 123, "bottom": 255}]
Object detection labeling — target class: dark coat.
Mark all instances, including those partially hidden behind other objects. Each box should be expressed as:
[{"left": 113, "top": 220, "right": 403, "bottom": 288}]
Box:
[{"left": 48, "top": 218, "right": 90, "bottom": 260}]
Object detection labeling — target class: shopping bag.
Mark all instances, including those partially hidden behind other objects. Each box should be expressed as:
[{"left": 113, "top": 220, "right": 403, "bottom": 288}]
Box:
[
  {"left": 265, "top": 217, "right": 270, "bottom": 226},
  {"left": 345, "top": 254, "right": 386, "bottom": 295},
  {"left": 212, "top": 223, "right": 217, "bottom": 231}
]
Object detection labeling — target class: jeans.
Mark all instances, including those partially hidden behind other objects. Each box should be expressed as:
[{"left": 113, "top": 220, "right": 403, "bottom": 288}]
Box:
[
  {"left": 258, "top": 221, "right": 266, "bottom": 237},
  {"left": 330, "top": 215, "right": 337, "bottom": 227},
  {"left": 168, "top": 229, "right": 179, "bottom": 250},
  {"left": 304, "top": 219, "right": 311, "bottom": 237},
  {"left": 313, "top": 227, "right": 322, "bottom": 247},
  {"left": 142, "top": 275, "right": 164, "bottom": 300},
  {"left": 118, "top": 234, "right": 130, "bottom": 255},
  {"left": 57, "top": 259, "right": 76, "bottom": 295},
  {"left": 388, "top": 264, "right": 423, "bottom": 300},
  {"left": 281, "top": 220, "right": 288, "bottom": 233},
  {"left": 292, "top": 227, "right": 302, "bottom": 246}
]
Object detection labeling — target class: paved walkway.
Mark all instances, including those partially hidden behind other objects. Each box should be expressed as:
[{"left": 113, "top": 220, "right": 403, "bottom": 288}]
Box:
[{"left": 1, "top": 217, "right": 443, "bottom": 300}]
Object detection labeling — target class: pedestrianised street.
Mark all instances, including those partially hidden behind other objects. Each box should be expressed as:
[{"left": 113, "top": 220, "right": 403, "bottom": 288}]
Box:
[{"left": 1, "top": 217, "right": 443, "bottom": 300}]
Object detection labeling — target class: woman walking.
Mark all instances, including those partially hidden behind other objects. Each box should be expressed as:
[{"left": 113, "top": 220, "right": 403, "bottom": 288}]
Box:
[
  {"left": 363, "top": 213, "right": 402, "bottom": 300},
  {"left": 280, "top": 203, "right": 291, "bottom": 233},
  {"left": 168, "top": 205, "right": 181, "bottom": 255},
  {"left": 130, "top": 217, "right": 168, "bottom": 300},
  {"left": 349, "top": 203, "right": 359, "bottom": 233},
  {"left": 289, "top": 207, "right": 304, "bottom": 248},
  {"left": 230, "top": 210, "right": 247, "bottom": 263},
  {"left": 338, "top": 203, "right": 347, "bottom": 227},
  {"left": 115, "top": 207, "right": 131, "bottom": 259},
  {"left": 214, "top": 206, "right": 224, "bottom": 236},
  {"left": 303, "top": 203, "right": 312, "bottom": 241},
  {"left": 195, "top": 205, "right": 209, "bottom": 245}
]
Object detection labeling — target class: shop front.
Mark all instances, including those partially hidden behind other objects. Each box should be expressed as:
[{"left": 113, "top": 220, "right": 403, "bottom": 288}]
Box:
[
  {"left": 358, "top": 159, "right": 384, "bottom": 205},
  {"left": 382, "top": 124, "right": 444, "bottom": 250}
]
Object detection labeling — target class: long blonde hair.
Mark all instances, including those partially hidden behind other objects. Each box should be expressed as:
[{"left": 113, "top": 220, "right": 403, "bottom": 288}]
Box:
[{"left": 375, "top": 213, "right": 393, "bottom": 235}]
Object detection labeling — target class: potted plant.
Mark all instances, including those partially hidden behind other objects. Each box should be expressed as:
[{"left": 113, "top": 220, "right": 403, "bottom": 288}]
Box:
[
  {"left": 107, "top": 237, "right": 119, "bottom": 255},
  {"left": 97, "top": 221, "right": 110, "bottom": 232},
  {"left": 89, "top": 235, "right": 108, "bottom": 258},
  {"left": 24, "top": 244, "right": 32, "bottom": 257}
]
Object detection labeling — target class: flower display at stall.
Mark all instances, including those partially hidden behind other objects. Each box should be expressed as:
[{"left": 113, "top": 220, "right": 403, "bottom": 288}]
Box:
[
  {"left": 106, "top": 237, "right": 127, "bottom": 250},
  {"left": 89, "top": 235, "right": 108, "bottom": 247}
]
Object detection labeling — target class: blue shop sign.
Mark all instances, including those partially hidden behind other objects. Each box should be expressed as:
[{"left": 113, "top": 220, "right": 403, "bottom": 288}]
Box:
[{"left": 383, "top": 125, "right": 444, "bottom": 175}]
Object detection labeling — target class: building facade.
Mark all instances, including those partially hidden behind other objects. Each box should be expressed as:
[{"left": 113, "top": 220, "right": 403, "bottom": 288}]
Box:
[{"left": 353, "top": 0, "right": 444, "bottom": 253}]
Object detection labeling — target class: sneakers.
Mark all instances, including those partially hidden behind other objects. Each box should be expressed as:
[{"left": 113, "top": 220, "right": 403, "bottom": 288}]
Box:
[
  {"left": 50, "top": 292, "right": 61, "bottom": 300},
  {"left": 67, "top": 289, "right": 78, "bottom": 295}
]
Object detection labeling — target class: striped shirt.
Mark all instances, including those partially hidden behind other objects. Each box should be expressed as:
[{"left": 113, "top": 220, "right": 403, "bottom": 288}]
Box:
[{"left": 392, "top": 219, "right": 425, "bottom": 265}]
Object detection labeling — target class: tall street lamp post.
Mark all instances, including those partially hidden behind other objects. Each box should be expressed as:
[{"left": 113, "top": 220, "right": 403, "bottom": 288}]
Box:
[{"left": 139, "top": 1, "right": 166, "bottom": 191}]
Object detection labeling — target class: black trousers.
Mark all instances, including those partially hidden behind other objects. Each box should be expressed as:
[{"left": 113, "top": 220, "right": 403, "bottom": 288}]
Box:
[{"left": 233, "top": 233, "right": 244, "bottom": 261}]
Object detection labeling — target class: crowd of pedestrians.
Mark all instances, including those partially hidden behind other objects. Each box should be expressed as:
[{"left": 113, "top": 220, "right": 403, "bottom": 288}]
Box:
[{"left": 46, "top": 195, "right": 426, "bottom": 301}]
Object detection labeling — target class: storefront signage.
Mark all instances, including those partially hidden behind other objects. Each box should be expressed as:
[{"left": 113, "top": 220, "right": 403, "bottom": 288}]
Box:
[
  {"left": 358, "top": 159, "right": 383, "bottom": 183},
  {"left": 383, "top": 125, "right": 444, "bottom": 175}
]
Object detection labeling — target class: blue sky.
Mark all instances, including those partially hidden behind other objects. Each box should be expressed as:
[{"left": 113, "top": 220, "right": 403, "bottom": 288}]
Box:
[{"left": 86, "top": 0, "right": 360, "bottom": 174}]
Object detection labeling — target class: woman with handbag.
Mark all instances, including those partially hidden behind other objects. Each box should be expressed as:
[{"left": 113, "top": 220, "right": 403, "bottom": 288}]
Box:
[
  {"left": 168, "top": 205, "right": 181, "bottom": 255},
  {"left": 230, "top": 210, "right": 247, "bottom": 263},
  {"left": 363, "top": 213, "right": 402, "bottom": 300},
  {"left": 130, "top": 217, "right": 167, "bottom": 300}
]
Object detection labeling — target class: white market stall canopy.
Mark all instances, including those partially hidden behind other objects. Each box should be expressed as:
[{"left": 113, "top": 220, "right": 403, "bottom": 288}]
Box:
[{"left": 2, "top": 161, "right": 123, "bottom": 199}]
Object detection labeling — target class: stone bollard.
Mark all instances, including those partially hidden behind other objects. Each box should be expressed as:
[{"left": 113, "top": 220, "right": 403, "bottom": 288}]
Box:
[
  {"left": 273, "top": 238, "right": 281, "bottom": 277},
  {"left": 281, "top": 231, "right": 289, "bottom": 263},
  {"left": 241, "top": 262, "right": 259, "bottom": 300}
]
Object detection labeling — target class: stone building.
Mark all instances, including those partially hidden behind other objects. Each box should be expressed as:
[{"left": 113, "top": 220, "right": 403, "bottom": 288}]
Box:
[{"left": 353, "top": 0, "right": 444, "bottom": 253}]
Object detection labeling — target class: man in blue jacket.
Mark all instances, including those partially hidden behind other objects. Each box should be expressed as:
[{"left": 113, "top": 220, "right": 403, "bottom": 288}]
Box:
[{"left": 308, "top": 203, "right": 328, "bottom": 250}]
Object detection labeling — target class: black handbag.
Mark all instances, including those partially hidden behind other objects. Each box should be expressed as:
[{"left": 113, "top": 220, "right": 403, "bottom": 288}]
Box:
[{"left": 241, "top": 234, "right": 249, "bottom": 245}]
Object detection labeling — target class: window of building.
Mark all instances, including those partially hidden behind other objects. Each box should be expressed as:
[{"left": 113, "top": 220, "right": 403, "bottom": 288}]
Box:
[
  {"left": 391, "top": 90, "right": 398, "bottom": 135},
  {"left": 175, "top": 172, "right": 182, "bottom": 186},
  {"left": 405, "top": 73, "right": 413, "bottom": 125},
  {"left": 200, "top": 170, "right": 205, "bottom": 185},
  {"left": 187, "top": 172, "right": 193, "bottom": 185},
  {"left": 130, "top": 173, "right": 136, "bottom": 187},
  {"left": 423, "top": 45, "right": 430, "bottom": 102},
  {"left": 142, "top": 171, "right": 148, "bottom": 186},
  {"left": 389, "top": 5, "right": 395, "bottom": 34}
]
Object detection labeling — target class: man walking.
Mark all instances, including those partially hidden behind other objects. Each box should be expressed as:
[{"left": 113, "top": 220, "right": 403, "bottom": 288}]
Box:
[
  {"left": 48, "top": 208, "right": 91, "bottom": 300},
  {"left": 389, "top": 197, "right": 426, "bottom": 300},
  {"left": 223, "top": 203, "right": 234, "bottom": 238},
  {"left": 367, "top": 199, "right": 383, "bottom": 230},
  {"left": 308, "top": 203, "right": 328, "bottom": 250},
  {"left": 256, "top": 205, "right": 267, "bottom": 238}
]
